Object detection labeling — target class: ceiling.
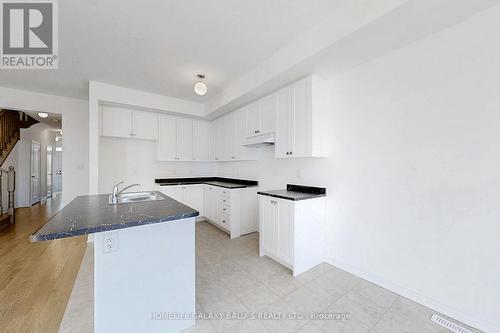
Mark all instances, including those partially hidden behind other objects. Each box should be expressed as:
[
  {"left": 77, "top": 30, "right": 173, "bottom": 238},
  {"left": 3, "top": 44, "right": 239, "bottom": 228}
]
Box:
[
  {"left": 25, "top": 111, "right": 62, "bottom": 129},
  {"left": 0, "top": 0, "right": 344, "bottom": 101}
]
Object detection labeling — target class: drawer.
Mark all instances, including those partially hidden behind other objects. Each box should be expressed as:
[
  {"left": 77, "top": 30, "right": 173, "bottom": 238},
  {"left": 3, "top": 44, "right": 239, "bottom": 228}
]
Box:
[
  {"left": 220, "top": 204, "right": 231, "bottom": 215},
  {"left": 219, "top": 214, "right": 231, "bottom": 228},
  {"left": 220, "top": 196, "right": 231, "bottom": 205}
]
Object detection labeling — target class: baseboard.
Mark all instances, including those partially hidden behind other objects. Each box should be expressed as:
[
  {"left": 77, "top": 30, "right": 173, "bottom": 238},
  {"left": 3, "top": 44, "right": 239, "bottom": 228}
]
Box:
[{"left": 326, "top": 257, "right": 498, "bottom": 333}]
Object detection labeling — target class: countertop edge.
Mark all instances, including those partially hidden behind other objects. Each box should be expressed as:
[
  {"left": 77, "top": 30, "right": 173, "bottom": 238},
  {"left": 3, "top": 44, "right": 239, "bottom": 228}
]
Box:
[
  {"left": 29, "top": 211, "right": 199, "bottom": 242},
  {"left": 257, "top": 191, "right": 327, "bottom": 201}
]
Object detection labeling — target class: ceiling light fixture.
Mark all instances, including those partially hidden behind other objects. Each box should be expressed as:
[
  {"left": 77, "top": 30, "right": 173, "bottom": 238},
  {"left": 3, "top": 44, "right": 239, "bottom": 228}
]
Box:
[
  {"left": 38, "top": 112, "right": 49, "bottom": 118},
  {"left": 193, "top": 74, "right": 207, "bottom": 96}
]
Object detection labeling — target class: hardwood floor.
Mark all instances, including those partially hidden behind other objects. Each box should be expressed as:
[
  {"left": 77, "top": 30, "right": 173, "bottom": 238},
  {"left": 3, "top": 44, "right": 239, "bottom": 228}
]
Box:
[{"left": 0, "top": 197, "right": 87, "bottom": 333}]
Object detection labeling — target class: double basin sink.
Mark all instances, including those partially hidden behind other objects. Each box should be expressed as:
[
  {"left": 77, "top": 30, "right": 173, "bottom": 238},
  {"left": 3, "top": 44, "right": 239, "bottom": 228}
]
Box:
[{"left": 109, "top": 191, "right": 166, "bottom": 205}]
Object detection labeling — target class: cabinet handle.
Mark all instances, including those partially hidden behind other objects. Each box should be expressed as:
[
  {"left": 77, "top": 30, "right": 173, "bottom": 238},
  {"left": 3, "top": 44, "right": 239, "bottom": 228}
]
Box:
[
  {"left": 271, "top": 200, "right": 277, "bottom": 204},
  {"left": 222, "top": 220, "right": 226, "bottom": 223},
  {"left": 129, "top": 133, "right": 136, "bottom": 137},
  {"left": 223, "top": 199, "right": 226, "bottom": 202},
  {"left": 254, "top": 130, "right": 260, "bottom": 134},
  {"left": 231, "top": 156, "right": 235, "bottom": 159},
  {"left": 223, "top": 208, "right": 226, "bottom": 211},
  {"left": 290, "top": 151, "right": 293, "bottom": 155},
  {"left": 286, "top": 152, "right": 289, "bottom": 155}
]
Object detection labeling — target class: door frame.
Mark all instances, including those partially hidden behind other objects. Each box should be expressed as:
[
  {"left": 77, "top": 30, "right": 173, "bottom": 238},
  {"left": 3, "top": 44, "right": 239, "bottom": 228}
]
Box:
[{"left": 30, "top": 140, "right": 42, "bottom": 205}]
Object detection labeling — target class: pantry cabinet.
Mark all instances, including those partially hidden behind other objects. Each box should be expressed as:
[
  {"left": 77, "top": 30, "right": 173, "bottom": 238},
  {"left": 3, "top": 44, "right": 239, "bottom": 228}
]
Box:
[{"left": 101, "top": 106, "right": 158, "bottom": 140}]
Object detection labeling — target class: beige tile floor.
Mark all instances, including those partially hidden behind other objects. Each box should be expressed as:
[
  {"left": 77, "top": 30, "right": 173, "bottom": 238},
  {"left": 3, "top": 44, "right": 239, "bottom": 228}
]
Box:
[{"left": 60, "top": 221, "right": 482, "bottom": 333}]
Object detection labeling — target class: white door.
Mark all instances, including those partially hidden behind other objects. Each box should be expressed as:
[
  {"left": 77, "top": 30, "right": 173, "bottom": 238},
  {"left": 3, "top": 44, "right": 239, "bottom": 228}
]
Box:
[
  {"left": 46, "top": 146, "right": 53, "bottom": 198},
  {"left": 261, "top": 197, "right": 279, "bottom": 257},
  {"left": 30, "top": 141, "right": 41, "bottom": 204},
  {"left": 53, "top": 148, "right": 63, "bottom": 193},
  {"left": 132, "top": 111, "right": 158, "bottom": 140},
  {"left": 275, "top": 87, "right": 292, "bottom": 158},
  {"left": 278, "top": 200, "right": 294, "bottom": 265},
  {"left": 157, "top": 115, "right": 177, "bottom": 161},
  {"left": 291, "top": 79, "right": 310, "bottom": 157},
  {"left": 176, "top": 118, "right": 193, "bottom": 161},
  {"left": 245, "top": 102, "right": 261, "bottom": 137},
  {"left": 260, "top": 93, "right": 277, "bottom": 135},
  {"left": 193, "top": 120, "right": 210, "bottom": 161},
  {"left": 101, "top": 106, "right": 133, "bottom": 138}
]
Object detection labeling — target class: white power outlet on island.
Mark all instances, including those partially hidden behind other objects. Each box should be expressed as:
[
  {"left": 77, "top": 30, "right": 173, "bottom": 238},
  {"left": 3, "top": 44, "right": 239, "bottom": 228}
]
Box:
[{"left": 103, "top": 232, "right": 118, "bottom": 253}]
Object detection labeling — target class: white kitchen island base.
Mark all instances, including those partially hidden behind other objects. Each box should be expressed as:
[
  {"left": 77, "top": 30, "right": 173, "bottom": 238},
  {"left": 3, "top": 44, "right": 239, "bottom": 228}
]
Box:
[{"left": 93, "top": 217, "right": 195, "bottom": 333}]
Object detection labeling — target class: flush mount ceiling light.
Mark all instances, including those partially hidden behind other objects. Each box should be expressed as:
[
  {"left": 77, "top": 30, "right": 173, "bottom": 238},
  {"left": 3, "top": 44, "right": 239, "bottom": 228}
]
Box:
[
  {"left": 38, "top": 112, "right": 49, "bottom": 118},
  {"left": 193, "top": 74, "right": 207, "bottom": 96}
]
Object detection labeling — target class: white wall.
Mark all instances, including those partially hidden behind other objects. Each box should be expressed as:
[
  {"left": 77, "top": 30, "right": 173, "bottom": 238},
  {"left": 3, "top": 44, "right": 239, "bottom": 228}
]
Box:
[
  {"left": 219, "top": 5, "right": 500, "bottom": 332},
  {"left": 98, "top": 137, "right": 216, "bottom": 194},
  {"left": 0, "top": 86, "right": 89, "bottom": 206}
]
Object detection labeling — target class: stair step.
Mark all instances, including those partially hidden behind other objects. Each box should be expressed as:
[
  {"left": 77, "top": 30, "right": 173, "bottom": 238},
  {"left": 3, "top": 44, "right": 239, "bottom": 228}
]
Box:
[{"left": 0, "top": 213, "right": 12, "bottom": 230}]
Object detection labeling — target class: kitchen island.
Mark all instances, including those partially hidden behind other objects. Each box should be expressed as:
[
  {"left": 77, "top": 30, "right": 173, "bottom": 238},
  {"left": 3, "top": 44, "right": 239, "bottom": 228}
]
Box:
[{"left": 31, "top": 192, "right": 199, "bottom": 333}]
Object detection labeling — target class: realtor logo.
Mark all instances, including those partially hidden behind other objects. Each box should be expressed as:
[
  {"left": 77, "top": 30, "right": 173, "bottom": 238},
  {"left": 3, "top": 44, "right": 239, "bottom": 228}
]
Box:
[{"left": 1, "top": 0, "right": 58, "bottom": 69}]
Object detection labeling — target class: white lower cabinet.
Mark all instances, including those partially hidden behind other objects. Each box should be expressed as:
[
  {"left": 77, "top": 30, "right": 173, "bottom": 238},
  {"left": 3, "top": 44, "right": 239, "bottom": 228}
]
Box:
[
  {"left": 259, "top": 195, "right": 325, "bottom": 276},
  {"left": 160, "top": 184, "right": 258, "bottom": 238},
  {"left": 203, "top": 185, "right": 258, "bottom": 238},
  {"left": 160, "top": 185, "right": 204, "bottom": 217}
]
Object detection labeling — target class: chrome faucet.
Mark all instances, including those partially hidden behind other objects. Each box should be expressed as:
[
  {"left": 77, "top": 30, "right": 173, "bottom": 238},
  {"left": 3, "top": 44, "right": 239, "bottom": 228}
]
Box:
[{"left": 111, "top": 181, "right": 140, "bottom": 204}]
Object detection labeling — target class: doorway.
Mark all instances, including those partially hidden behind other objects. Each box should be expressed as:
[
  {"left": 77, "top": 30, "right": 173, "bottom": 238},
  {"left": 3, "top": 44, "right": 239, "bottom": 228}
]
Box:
[
  {"left": 53, "top": 147, "right": 62, "bottom": 195},
  {"left": 47, "top": 146, "right": 53, "bottom": 198},
  {"left": 30, "top": 141, "right": 41, "bottom": 205}
]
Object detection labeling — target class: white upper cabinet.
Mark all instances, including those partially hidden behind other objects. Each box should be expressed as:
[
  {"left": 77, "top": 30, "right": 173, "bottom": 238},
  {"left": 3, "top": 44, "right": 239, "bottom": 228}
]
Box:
[
  {"left": 177, "top": 117, "right": 193, "bottom": 160},
  {"left": 260, "top": 93, "right": 277, "bottom": 135},
  {"left": 158, "top": 116, "right": 210, "bottom": 161},
  {"left": 275, "top": 76, "right": 330, "bottom": 159},
  {"left": 101, "top": 106, "right": 158, "bottom": 140},
  {"left": 157, "top": 114, "right": 177, "bottom": 160},
  {"left": 210, "top": 117, "right": 223, "bottom": 161},
  {"left": 101, "top": 106, "right": 132, "bottom": 138},
  {"left": 245, "top": 94, "right": 277, "bottom": 138},
  {"left": 132, "top": 110, "right": 158, "bottom": 140},
  {"left": 193, "top": 120, "right": 210, "bottom": 161},
  {"left": 245, "top": 102, "right": 261, "bottom": 137}
]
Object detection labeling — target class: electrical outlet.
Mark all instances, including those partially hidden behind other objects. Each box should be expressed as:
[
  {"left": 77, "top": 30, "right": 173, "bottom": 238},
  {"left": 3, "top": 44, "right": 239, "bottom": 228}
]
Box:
[{"left": 103, "top": 232, "right": 118, "bottom": 253}]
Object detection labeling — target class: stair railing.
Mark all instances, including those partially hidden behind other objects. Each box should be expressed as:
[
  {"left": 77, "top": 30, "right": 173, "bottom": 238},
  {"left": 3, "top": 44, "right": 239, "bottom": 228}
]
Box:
[{"left": 0, "top": 166, "right": 15, "bottom": 223}]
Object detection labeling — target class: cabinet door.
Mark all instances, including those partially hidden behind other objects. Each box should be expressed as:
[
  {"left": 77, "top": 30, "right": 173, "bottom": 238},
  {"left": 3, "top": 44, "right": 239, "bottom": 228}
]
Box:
[
  {"left": 193, "top": 120, "right": 210, "bottom": 161},
  {"left": 260, "top": 93, "right": 277, "bottom": 135},
  {"left": 245, "top": 102, "right": 261, "bottom": 137},
  {"left": 275, "top": 87, "right": 292, "bottom": 158},
  {"left": 277, "top": 199, "right": 294, "bottom": 265},
  {"left": 160, "top": 186, "right": 183, "bottom": 202},
  {"left": 211, "top": 118, "right": 223, "bottom": 161},
  {"left": 182, "top": 185, "right": 204, "bottom": 216},
  {"left": 157, "top": 115, "right": 177, "bottom": 161},
  {"left": 224, "top": 113, "right": 237, "bottom": 160},
  {"left": 101, "top": 106, "right": 133, "bottom": 138},
  {"left": 291, "top": 79, "right": 310, "bottom": 157},
  {"left": 132, "top": 111, "right": 158, "bottom": 140},
  {"left": 203, "top": 186, "right": 214, "bottom": 221},
  {"left": 177, "top": 118, "right": 193, "bottom": 160},
  {"left": 261, "top": 197, "right": 279, "bottom": 257}
]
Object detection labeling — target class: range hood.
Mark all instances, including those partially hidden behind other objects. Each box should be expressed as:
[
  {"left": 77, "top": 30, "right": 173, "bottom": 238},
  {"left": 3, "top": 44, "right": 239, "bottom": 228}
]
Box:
[{"left": 242, "top": 133, "right": 275, "bottom": 147}]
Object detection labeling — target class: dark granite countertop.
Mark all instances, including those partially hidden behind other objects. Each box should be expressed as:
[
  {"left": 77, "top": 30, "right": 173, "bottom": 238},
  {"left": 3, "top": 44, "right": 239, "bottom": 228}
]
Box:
[
  {"left": 30, "top": 192, "right": 199, "bottom": 242},
  {"left": 155, "top": 177, "right": 258, "bottom": 189},
  {"left": 258, "top": 184, "right": 326, "bottom": 201}
]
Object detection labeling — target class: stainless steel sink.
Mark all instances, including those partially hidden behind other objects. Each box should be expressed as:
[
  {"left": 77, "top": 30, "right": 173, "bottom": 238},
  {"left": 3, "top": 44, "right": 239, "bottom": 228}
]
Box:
[{"left": 108, "top": 191, "right": 166, "bottom": 205}]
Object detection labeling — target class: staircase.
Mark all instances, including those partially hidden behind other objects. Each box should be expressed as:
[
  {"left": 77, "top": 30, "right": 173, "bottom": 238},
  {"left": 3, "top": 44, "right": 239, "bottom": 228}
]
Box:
[
  {"left": 0, "top": 110, "right": 38, "bottom": 166},
  {"left": 0, "top": 110, "right": 38, "bottom": 229}
]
